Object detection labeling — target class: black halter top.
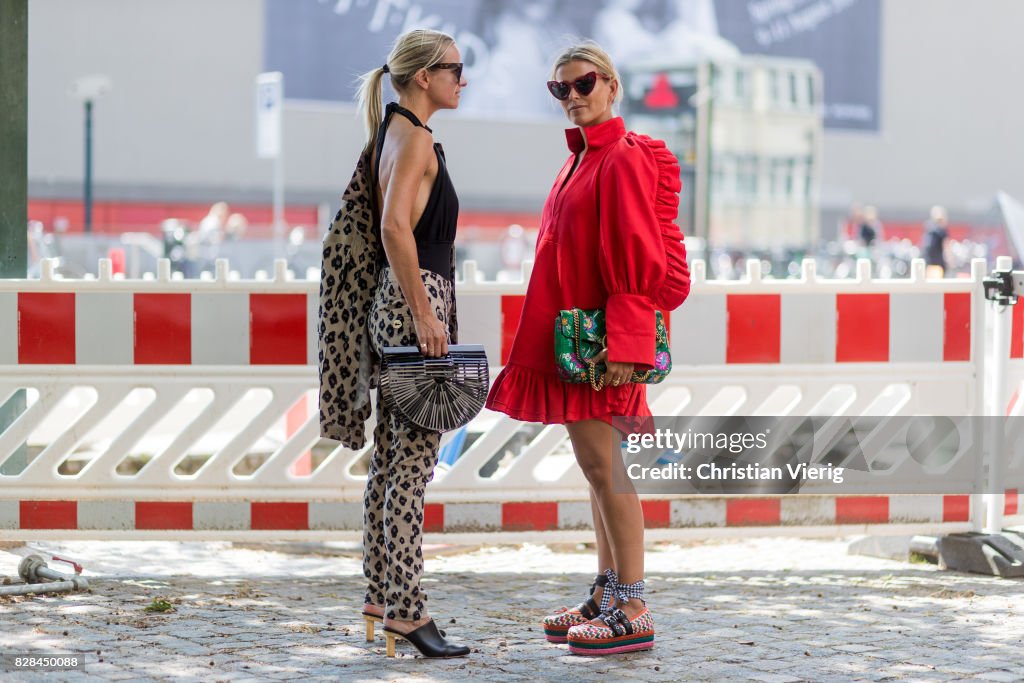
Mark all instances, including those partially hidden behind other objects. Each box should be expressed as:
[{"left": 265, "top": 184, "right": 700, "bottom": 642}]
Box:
[{"left": 374, "top": 102, "right": 458, "bottom": 281}]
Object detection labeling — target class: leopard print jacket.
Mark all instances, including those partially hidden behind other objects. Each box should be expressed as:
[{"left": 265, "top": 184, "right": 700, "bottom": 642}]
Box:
[{"left": 318, "top": 151, "right": 381, "bottom": 448}]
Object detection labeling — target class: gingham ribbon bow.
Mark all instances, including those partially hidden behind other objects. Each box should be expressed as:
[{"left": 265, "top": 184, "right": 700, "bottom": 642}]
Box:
[{"left": 598, "top": 568, "right": 646, "bottom": 612}]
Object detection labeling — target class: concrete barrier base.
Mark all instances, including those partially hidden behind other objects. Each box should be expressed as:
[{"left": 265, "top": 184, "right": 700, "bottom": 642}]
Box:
[{"left": 937, "top": 531, "right": 1024, "bottom": 577}]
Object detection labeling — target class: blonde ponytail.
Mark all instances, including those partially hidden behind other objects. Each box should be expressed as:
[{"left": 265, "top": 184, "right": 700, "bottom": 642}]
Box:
[
  {"left": 356, "top": 66, "right": 387, "bottom": 154},
  {"left": 355, "top": 29, "right": 455, "bottom": 154}
]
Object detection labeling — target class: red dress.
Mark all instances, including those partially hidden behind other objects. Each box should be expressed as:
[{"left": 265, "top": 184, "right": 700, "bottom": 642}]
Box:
[{"left": 486, "top": 116, "right": 678, "bottom": 427}]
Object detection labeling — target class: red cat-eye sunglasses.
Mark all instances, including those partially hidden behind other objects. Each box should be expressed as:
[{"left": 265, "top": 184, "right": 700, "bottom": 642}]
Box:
[{"left": 546, "top": 71, "right": 609, "bottom": 101}]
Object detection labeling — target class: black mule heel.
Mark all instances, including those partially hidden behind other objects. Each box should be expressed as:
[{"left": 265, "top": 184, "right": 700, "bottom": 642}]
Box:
[
  {"left": 364, "top": 610, "right": 445, "bottom": 641},
  {"left": 364, "top": 609, "right": 446, "bottom": 641},
  {"left": 383, "top": 619, "right": 470, "bottom": 658}
]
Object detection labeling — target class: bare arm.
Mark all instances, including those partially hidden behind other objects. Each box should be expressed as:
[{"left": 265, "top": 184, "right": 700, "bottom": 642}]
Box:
[{"left": 379, "top": 127, "right": 449, "bottom": 357}]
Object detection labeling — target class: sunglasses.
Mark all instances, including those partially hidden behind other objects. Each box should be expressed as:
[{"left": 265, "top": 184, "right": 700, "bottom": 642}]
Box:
[
  {"left": 547, "top": 71, "right": 609, "bottom": 101},
  {"left": 429, "top": 62, "right": 464, "bottom": 81}
]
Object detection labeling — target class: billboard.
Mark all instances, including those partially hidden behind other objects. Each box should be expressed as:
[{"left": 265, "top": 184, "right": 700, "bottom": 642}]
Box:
[
  {"left": 714, "top": 0, "right": 881, "bottom": 130},
  {"left": 264, "top": 0, "right": 880, "bottom": 131}
]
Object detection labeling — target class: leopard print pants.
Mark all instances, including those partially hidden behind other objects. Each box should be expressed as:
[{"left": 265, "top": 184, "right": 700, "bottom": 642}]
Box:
[{"left": 363, "top": 266, "right": 457, "bottom": 621}]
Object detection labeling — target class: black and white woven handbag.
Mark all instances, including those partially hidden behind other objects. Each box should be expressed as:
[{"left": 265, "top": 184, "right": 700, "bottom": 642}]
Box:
[{"left": 379, "top": 344, "right": 489, "bottom": 432}]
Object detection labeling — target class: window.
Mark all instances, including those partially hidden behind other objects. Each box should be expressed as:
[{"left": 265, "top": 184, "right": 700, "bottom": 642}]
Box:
[
  {"left": 735, "top": 68, "right": 749, "bottom": 104},
  {"left": 737, "top": 155, "right": 759, "bottom": 202}
]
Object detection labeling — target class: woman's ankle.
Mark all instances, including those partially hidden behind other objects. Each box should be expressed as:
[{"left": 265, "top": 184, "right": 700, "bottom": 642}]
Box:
[
  {"left": 384, "top": 614, "right": 432, "bottom": 633},
  {"left": 615, "top": 598, "right": 646, "bottom": 619},
  {"left": 363, "top": 602, "right": 384, "bottom": 616}
]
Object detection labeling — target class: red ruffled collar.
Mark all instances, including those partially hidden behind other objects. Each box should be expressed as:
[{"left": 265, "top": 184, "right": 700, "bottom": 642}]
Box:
[{"left": 565, "top": 116, "right": 626, "bottom": 153}]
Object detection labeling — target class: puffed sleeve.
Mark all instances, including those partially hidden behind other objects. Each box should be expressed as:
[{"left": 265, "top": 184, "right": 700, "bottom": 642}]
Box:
[{"left": 597, "top": 141, "right": 666, "bottom": 368}]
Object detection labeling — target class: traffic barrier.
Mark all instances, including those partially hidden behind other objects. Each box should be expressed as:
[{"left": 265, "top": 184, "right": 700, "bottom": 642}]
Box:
[
  {"left": 0, "top": 256, "right": 1018, "bottom": 540},
  {"left": 1008, "top": 305, "right": 1024, "bottom": 515},
  {"left": 993, "top": 256, "right": 1024, "bottom": 529},
  {"left": 5, "top": 260, "right": 316, "bottom": 367},
  {"left": 0, "top": 260, "right": 978, "bottom": 370},
  {"left": 0, "top": 494, "right": 977, "bottom": 537}
]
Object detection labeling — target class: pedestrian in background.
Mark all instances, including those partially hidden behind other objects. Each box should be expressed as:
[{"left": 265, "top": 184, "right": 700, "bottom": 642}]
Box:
[
  {"left": 856, "top": 204, "right": 884, "bottom": 261},
  {"left": 858, "top": 205, "right": 883, "bottom": 249},
  {"left": 224, "top": 212, "right": 248, "bottom": 241},
  {"left": 923, "top": 204, "right": 950, "bottom": 276},
  {"left": 189, "top": 201, "right": 228, "bottom": 276}
]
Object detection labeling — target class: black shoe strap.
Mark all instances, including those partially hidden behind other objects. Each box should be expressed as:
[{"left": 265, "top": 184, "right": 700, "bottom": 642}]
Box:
[
  {"left": 599, "top": 608, "right": 635, "bottom": 637},
  {"left": 576, "top": 597, "right": 599, "bottom": 621}
]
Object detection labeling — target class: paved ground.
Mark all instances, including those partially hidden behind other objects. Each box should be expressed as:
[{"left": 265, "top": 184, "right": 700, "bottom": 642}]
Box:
[{"left": 1, "top": 537, "right": 1023, "bottom": 682}]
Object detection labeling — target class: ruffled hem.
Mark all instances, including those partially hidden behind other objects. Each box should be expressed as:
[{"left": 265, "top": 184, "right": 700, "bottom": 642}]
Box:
[{"left": 486, "top": 362, "right": 652, "bottom": 431}]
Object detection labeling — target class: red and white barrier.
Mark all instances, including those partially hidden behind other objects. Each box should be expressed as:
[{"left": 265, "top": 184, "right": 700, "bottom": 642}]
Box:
[
  {"left": 0, "top": 256, "right": 1019, "bottom": 540},
  {"left": 993, "top": 256, "right": 1024, "bottom": 530},
  {"left": 4, "top": 261, "right": 315, "bottom": 367},
  {"left": 1, "top": 494, "right": 1001, "bottom": 540},
  {"left": 672, "top": 260, "right": 976, "bottom": 367},
  {"left": 0, "top": 260, "right": 979, "bottom": 370}
]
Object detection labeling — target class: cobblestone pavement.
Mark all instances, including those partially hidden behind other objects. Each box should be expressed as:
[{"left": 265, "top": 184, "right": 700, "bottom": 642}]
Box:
[{"left": 1, "top": 537, "right": 1023, "bottom": 682}]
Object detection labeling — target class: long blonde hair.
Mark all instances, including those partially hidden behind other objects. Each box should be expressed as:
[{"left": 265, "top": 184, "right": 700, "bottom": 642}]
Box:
[
  {"left": 355, "top": 29, "right": 455, "bottom": 154},
  {"left": 550, "top": 40, "right": 623, "bottom": 106}
]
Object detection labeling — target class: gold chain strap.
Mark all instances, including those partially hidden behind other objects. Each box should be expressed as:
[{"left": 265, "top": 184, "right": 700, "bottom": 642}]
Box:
[{"left": 573, "top": 310, "right": 605, "bottom": 391}]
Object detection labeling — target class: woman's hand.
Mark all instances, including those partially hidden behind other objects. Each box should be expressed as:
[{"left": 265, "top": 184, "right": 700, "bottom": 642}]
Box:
[
  {"left": 414, "top": 313, "right": 449, "bottom": 358},
  {"left": 591, "top": 349, "right": 633, "bottom": 388}
]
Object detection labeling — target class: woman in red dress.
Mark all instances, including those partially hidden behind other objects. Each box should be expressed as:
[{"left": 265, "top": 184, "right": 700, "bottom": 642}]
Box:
[{"left": 486, "top": 41, "right": 689, "bottom": 655}]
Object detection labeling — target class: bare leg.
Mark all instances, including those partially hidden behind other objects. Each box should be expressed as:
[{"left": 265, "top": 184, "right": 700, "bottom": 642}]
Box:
[
  {"left": 589, "top": 486, "right": 614, "bottom": 606},
  {"left": 566, "top": 420, "right": 645, "bottom": 618}
]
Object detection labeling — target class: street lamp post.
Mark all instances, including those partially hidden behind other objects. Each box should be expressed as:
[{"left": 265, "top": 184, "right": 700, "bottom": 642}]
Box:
[
  {"left": 71, "top": 75, "right": 111, "bottom": 234},
  {"left": 84, "top": 99, "right": 93, "bottom": 233},
  {"left": 256, "top": 72, "right": 285, "bottom": 256},
  {"left": 694, "top": 61, "right": 714, "bottom": 267},
  {"left": 0, "top": 0, "right": 28, "bottom": 476}
]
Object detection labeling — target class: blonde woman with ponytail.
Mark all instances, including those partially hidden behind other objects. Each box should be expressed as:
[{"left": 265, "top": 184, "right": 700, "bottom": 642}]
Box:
[{"left": 354, "top": 29, "right": 468, "bottom": 659}]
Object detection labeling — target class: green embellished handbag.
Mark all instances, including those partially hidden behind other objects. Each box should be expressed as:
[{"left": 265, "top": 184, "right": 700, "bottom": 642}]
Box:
[{"left": 554, "top": 308, "right": 671, "bottom": 391}]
